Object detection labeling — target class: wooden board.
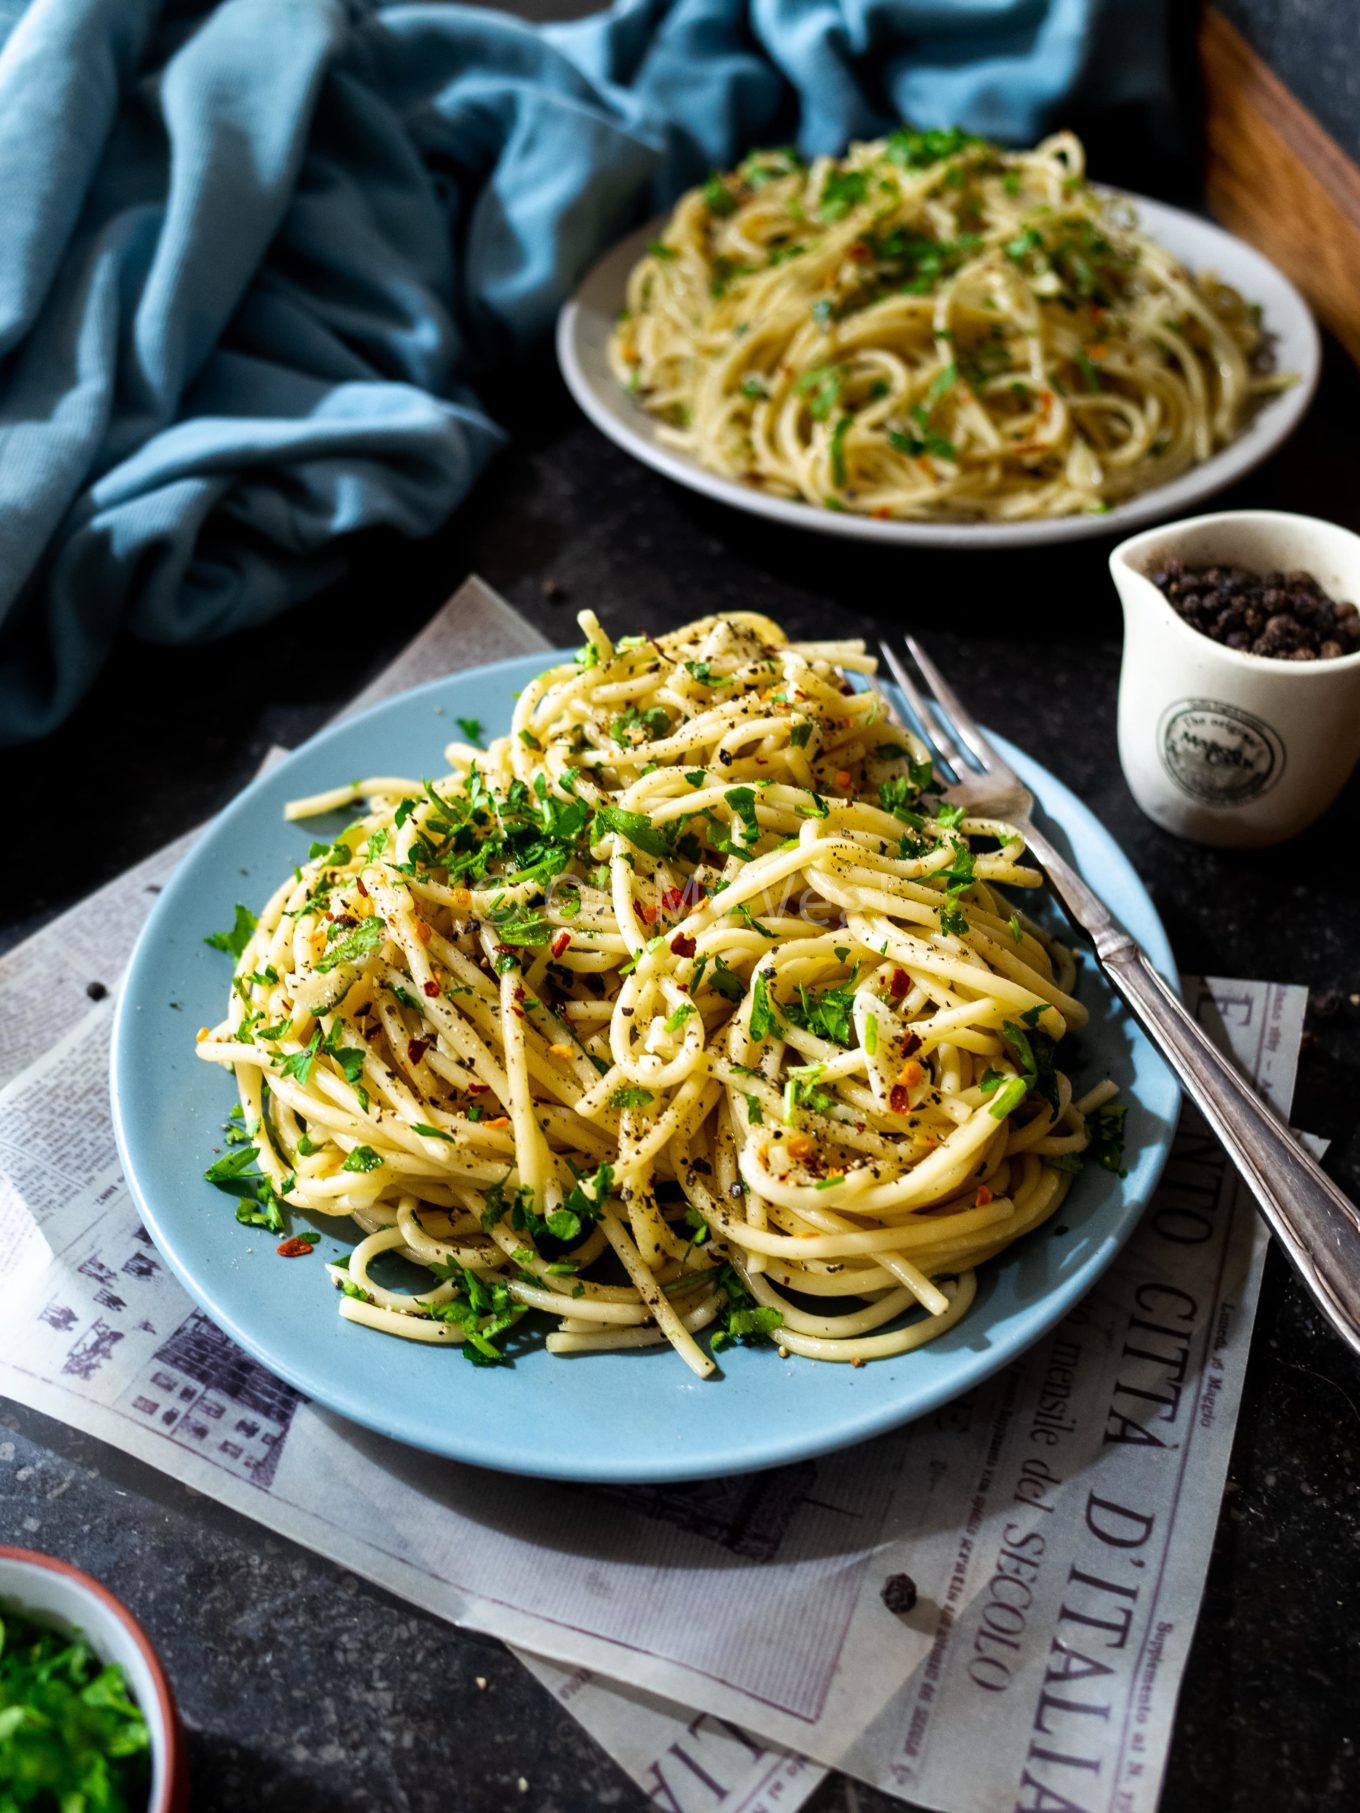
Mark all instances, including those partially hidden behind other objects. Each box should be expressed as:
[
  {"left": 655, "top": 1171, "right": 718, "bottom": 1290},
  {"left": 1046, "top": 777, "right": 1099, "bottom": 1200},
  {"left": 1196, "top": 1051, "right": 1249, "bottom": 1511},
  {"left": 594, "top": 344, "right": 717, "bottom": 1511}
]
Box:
[{"left": 1199, "top": 4, "right": 1360, "bottom": 366}]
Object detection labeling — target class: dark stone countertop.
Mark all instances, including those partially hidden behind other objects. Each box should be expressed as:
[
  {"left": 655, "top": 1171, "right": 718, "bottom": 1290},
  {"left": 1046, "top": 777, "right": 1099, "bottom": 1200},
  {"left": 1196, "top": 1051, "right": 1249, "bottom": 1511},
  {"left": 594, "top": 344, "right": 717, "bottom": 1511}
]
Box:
[{"left": 5, "top": 326, "right": 1360, "bottom": 1812}]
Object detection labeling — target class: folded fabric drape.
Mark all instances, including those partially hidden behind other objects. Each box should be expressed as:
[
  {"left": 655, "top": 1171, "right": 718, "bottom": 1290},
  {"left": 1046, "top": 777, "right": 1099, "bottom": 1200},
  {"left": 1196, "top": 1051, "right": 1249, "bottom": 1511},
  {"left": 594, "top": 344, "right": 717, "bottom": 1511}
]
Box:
[{"left": 0, "top": 0, "right": 1173, "bottom": 743}]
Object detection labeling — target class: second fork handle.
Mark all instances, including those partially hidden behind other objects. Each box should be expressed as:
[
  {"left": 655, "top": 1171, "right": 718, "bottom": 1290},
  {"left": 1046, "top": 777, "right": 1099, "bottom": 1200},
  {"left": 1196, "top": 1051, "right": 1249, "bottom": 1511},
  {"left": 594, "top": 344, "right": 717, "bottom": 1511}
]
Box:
[{"left": 1098, "top": 941, "right": 1360, "bottom": 1358}]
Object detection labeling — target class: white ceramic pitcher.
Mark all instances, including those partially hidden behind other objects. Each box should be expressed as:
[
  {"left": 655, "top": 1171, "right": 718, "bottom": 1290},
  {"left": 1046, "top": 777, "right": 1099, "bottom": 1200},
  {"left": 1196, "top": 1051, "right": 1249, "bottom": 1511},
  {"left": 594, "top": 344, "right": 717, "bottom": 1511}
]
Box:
[{"left": 1110, "top": 510, "right": 1360, "bottom": 847}]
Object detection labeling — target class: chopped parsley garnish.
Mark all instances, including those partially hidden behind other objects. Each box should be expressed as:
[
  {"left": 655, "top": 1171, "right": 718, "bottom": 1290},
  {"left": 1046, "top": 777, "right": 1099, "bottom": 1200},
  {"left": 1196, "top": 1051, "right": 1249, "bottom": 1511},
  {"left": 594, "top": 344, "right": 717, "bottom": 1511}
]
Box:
[
  {"left": 706, "top": 954, "right": 745, "bottom": 1003},
  {"left": 314, "top": 915, "right": 385, "bottom": 972},
  {"left": 819, "top": 168, "right": 868, "bottom": 220},
  {"left": 879, "top": 758, "right": 940, "bottom": 817},
  {"left": 1005, "top": 226, "right": 1045, "bottom": 263},
  {"left": 926, "top": 361, "right": 959, "bottom": 404},
  {"left": 562, "top": 1161, "right": 614, "bottom": 1228},
  {"left": 203, "top": 1145, "right": 261, "bottom": 1185},
  {"left": 830, "top": 413, "right": 852, "bottom": 486},
  {"left": 748, "top": 971, "right": 781, "bottom": 1041},
  {"left": 425, "top": 1262, "right": 520, "bottom": 1366},
  {"left": 1075, "top": 350, "right": 1103, "bottom": 393},
  {"left": 1089, "top": 1101, "right": 1129, "bottom": 1175},
  {"left": 684, "top": 660, "right": 732, "bottom": 688},
  {"left": 610, "top": 703, "right": 671, "bottom": 745},
  {"left": 611, "top": 1086, "right": 655, "bottom": 1109},
  {"left": 885, "top": 125, "right": 978, "bottom": 169},
  {"left": 456, "top": 717, "right": 484, "bottom": 745},
  {"left": 710, "top": 1264, "right": 783, "bottom": 1352},
  {"left": 203, "top": 1143, "right": 288, "bottom": 1234},
  {"left": 279, "top": 1028, "right": 323, "bottom": 1085},
  {"left": 703, "top": 174, "right": 736, "bottom": 216},
  {"left": 203, "top": 903, "right": 257, "bottom": 957},
  {"left": 795, "top": 365, "right": 842, "bottom": 422},
  {"left": 724, "top": 785, "right": 761, "bottom": 846},
  {"left": 786, "top": 975, "right": 858, "bottom": 1046},
  {"left": 783, "top": 1062, "right": 836, "bottom": 1121},
  {"left": 729, "top": 902, "right": 776, "bottom": 938},
  {"left": 933, "top": 837, "right": 976, "bottom": 935},
  {"left": 308, "top": 834, "right": 355, "bottom": 866},
  {"left": 986, "top": 1018, "right": 1061, "bottom": 1120},
  {"left": 888, "top": 405, "right": 956, "bottom": 462},
  {"left": 592, "top": 804, "right": 671, "bottom": 860},
  {"left": 684, "top": 1206, "right": 711, "bottom": 1244},
  {"left": 490, "top": 908, "right": 553, "bottom": 947},
  {"left": 341, "top": 1145, "right": 383, "bottom": 1173}
]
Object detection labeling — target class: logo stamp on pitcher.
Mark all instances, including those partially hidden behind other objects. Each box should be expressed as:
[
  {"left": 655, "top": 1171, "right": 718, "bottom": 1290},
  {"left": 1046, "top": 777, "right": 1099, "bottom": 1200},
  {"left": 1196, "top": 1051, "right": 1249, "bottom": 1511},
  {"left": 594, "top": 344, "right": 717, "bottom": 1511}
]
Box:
[{"left": 1158, "top": 698, "right": 1285, "bottom": 805}]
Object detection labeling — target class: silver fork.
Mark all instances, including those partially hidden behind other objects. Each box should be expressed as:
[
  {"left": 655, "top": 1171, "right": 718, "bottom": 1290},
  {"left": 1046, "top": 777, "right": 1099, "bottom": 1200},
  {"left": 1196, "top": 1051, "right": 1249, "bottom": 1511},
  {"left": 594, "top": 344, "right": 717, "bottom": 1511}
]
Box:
[{"left": 879, "top": 634, "right": 1360, "bottom": 1359}]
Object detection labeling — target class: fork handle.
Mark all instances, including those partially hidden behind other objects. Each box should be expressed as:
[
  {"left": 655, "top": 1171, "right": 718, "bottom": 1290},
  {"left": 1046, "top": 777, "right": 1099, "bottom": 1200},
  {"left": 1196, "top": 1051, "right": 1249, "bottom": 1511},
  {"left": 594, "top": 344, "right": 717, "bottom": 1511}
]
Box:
[
  {"left": 1022, "top": 821, "right": 1360, "bottom": 1356},
  {"left": 1105, "top": 944, "right": 1360, "bottom": 1356}
]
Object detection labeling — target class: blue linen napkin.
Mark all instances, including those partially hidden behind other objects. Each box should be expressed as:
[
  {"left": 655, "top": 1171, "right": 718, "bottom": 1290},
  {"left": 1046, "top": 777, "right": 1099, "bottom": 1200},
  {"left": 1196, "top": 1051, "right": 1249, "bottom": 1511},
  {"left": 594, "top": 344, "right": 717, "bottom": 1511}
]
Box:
[{"left": 0, "top": 0, "right": 1172, "bottom": 743}]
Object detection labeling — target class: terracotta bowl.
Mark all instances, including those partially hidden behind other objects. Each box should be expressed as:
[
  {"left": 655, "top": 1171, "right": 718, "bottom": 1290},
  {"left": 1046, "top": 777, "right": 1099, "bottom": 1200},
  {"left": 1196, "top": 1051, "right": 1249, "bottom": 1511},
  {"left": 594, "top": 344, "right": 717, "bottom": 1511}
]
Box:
[{"left": 0, "top": 1545, "right": 189, "bottom": 1811}]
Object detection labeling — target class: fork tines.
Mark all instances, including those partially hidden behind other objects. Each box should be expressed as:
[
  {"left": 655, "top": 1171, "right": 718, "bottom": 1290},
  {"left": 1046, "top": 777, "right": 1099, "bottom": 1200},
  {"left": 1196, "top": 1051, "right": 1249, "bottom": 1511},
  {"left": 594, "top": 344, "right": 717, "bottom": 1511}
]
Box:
[{"left": 877, "top": 637, "right": 1007, "bottom": 785}]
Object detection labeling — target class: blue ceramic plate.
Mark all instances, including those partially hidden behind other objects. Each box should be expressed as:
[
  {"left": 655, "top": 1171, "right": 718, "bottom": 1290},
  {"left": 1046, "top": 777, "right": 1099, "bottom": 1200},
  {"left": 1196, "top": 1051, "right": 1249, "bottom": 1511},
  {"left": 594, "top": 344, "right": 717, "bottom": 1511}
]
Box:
[{"left": 112, "top": 652, "right": 1179, "bottom": 1483}]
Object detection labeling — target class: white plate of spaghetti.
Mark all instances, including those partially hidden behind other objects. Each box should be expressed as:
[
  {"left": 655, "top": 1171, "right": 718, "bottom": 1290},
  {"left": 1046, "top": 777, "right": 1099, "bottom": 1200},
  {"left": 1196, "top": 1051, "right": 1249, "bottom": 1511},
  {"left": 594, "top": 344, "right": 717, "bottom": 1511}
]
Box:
[
  {"left": 112, "top": 613, "right": 1180, "bottom": 1480},
  {"left": 557, "top": 130, "right": 1318, "bottom": 548}
]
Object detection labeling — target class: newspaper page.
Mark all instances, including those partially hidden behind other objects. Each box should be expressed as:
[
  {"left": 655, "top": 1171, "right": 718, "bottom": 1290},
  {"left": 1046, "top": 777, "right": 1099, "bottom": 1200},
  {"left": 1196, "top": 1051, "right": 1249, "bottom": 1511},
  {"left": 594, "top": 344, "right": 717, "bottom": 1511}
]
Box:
[{"left": 0, "top": 583, "right": 1309, "bottom": 1810}]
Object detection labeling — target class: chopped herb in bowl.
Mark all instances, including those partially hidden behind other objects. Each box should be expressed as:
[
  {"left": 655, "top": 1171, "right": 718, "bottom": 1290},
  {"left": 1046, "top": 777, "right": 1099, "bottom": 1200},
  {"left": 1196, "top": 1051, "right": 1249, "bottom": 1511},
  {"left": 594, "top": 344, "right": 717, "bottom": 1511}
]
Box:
[{"left": 0, "top": 1603, "right": 150, "bottom": 1811}]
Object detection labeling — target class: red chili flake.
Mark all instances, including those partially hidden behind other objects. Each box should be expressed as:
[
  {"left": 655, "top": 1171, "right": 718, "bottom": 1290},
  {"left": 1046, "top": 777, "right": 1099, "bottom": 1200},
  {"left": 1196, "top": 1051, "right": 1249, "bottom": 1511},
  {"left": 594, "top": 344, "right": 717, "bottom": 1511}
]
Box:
[
  {"left": 670, "top": 932, "right": 697, "bottom": 958},
  {"left": 637, "top": 902, "right": 659, "bottom": 925},
  {"left": 660, "top": 887, "right": 685, "bottom": 913},
  {"left": 275, "top": 1236, "right": 314, "bottom": 1258},
  {"left": 889, "top": 1085, "right": 910, "bottom": 1114},
  {"left": 848, "top": 239, "right": 872, "bottom": 262},
  {"left": 364, "top": 1023, "right": 382, "bottom": 1042},
  {"left": 551, "top": 931, "right": 572, "bottom": 959},
  {"left": 408, "top": 1037, "right": 433, "bottom": 1065},
  {"left": 975, "top": 1184, "right": 994, "bottom": 1207},
  {"left": 467, "top": 1082, "right": 489, "bottom": 1095},
  {"left": 422, "top": 979, "right": 441, "bottom": 998},
  {"left": 680, "top": 877, "right": 708, "bottom": 908},
  {"left": 901, "top": 1030, "right": 922, "bottom": 1056},
  {"left": 355, "top": 877, "right": 369, "bottom": 898},
  {"left": 327, "top": 914, "right": 357, "bottom": 930},
  {"left": 888, "top": 968, "right": 909, "bottom": 1001}
]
